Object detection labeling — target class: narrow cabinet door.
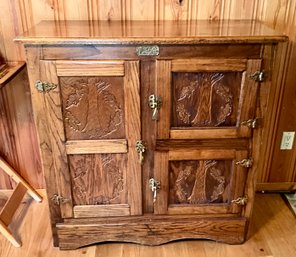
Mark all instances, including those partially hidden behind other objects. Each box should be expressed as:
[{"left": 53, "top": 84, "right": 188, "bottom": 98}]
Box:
[
  {"left": 156, "top": 58, "right": 262, "bottom": 139},
  {"left": 39, "top": 60, "right": 142, "bottom": 218}
]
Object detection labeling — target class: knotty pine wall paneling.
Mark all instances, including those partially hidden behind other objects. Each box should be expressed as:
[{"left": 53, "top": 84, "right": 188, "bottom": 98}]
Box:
[{"left": 0, "top": 0, "right": 295, "bottom": 190}]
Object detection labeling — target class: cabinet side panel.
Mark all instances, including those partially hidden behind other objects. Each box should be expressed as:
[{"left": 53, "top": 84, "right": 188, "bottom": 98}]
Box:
[
  {"left": 24, "top": 47, "right": 61, "bottom": 246},
  {"left": 40, "top": 60, "right": 73, "bottom": 218}
]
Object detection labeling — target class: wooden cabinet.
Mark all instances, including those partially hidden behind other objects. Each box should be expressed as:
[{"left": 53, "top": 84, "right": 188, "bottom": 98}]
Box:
[{"left": 16, "top": 20, "right": 287, "bottom": 250}]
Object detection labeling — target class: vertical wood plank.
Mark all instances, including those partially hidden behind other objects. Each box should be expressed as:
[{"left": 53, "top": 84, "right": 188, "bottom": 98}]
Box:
[
  {"left": 0, "top": 68, "right": 42, "bottom": 189},
  {"left": 24, "top": 47, "right": 61, "bottom": 246},
  {"left": 129, "top": 0, "right": 155, "bottom": 20},
  {"left": 141, "top": 60, "right": 156, "bottom": 213},
  {"left": 163, "top": 0, "right": 190, "bottom": 20},
  {"left": 154, "top": 152, "right": 169, "bottom": 214},
  {"left": 238, "top": 59, "right": 262, "bottom": 137},
  {"left": 40, "top": 60, "right": 73, "bottom": 218},
  {"left": 124, "top": 61, "right": 142, "bottom": 215},
  {"left": 196, "top": 0, "right": 222, "bottom": 20},
  {"left": 156, "top": 60, "right": 171, "bottom": 139},
  {"left": 255, "top": 43, "right": 288, "bottom": 184}
]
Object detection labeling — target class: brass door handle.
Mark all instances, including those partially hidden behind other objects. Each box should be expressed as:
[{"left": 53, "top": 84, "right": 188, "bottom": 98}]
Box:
[
  {"left": 149, "top": 94, "right": 162, "bottom": 121},
  {"left": 149, "top": 178, "right": 160, "bottom": 203}
]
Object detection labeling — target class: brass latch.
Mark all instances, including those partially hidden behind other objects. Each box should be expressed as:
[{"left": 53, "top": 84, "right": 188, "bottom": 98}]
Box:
[
  {"left": 136, "top": 140, "right": 146, "bottom": 165},
  {"left": 231, "top": 196, "right": 248, "bottom": 206},
  {"left": 236, "top": 158, "right": 253, "bottom": 168},
  {"left": 51, "top": 194, "right": 70, "bottom": 205},
  {"left": 250, "top": 71, "right": 265, "bottom": 82},
  {"left": 149, "top": 94, "right": 162, "bottom": 120},
  {"left": 149, "top": 178, "right": 160, "bottom": 203},
  {"left": 35, "top": 80, "right": 57, "bottom": 92},
  {"left": 241, "top": 118, "right": 258, "bottom": 129}
]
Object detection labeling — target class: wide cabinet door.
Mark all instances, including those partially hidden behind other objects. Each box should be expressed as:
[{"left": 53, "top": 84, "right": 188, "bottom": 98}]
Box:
[
  {"left": 156, "top": 58, "right": 262, "bottom": 139},
  {"left": 154, "top": 58, "right": 261, "bottom": 215},
  {"left": 39, "top": 60, "right": 142, "bottom": 218}
]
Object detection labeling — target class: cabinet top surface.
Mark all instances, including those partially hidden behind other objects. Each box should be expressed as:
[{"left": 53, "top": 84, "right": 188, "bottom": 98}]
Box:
[{"left": 15, "top": 20, "right": 287, "bottom": 45}]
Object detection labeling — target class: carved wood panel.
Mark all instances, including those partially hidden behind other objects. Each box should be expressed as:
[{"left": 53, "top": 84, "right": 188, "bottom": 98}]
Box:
[
  {"left": 68, "top": 154, "right": 127, "bottom": 206},
  {"left": 60, "top": 76, "right": 125, "bottom": 140},
  {"left": 172, "top": 72, "right": 242, "bottom": 128},
  {"left": 169, "top": 160, "right": 232, "bottom": 204}
]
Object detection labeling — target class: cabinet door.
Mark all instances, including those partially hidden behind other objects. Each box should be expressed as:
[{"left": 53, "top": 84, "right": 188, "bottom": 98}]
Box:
[
  {"left": 39, "top": 60, "right": 142, "bottom": 218},
  {"left": 154, "top": 149, "right": 249, "bottom": 215},
  {"left": 156, "top": 58, "right": 262, "bottom": 139}
]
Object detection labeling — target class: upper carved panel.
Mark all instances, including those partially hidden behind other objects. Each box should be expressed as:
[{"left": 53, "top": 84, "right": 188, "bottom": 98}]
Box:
[
  {"left": 60, "top": 76, "right": 125, "bottom": 140},
  {"left": 169, "top": 160, "right": 232, "bottom": 204},
  {"left": 172, "top": 72, "right": 242, "bottom": 128},
  {"left": 69, "top": 154, "right": 127, "bottom": 205}
]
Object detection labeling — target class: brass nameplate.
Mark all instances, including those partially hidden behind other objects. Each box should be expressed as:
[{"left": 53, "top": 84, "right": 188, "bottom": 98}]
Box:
[{"left": 136, "top": 45, "right": 159, "bottom": 56}]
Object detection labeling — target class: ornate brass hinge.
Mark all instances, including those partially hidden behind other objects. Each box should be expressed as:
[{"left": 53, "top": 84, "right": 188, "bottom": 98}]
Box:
[
  {"left": 149, "top": 94, "right": 162, "bottom": 120},
  {"left": 35, "top": 80, "right": 57, "bottom": 92},
  {"left": 241, "top": 118, "right": 258, "bottom": 129},
  {"left": 231, "top": 196, "right": 248, "bottom": 206},
  {"left": 250, "top": 71, "right": 265, "bottom": 82},
  {"left": 236, "top": 158, "right": 253, "bottom": 168},
  {"left": 51, "top": 194, "right": 70, "bottom": 205},
  {"left": 136, "top": 45, "right": 159, "bottom": 56}
]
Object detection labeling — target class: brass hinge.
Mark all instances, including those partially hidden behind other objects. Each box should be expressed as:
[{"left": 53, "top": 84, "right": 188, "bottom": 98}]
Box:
[
  {"left": 236, "top": 158, "right": 253, "bottom": 168},
  {"left": 136, "top": 45, "right": 159, "bottom": 56},
  {"left": 250, "top": 71, "right": 265, "bottom": 82},
  {"left": 241, "top": 118, "right": 258, "bottom": 129},
  {"left": 50, "top": 194, "right": 70, "bottom": 205},
  {"left": 35, "top": 80, "right": 57, "bottom": 92},
  {"left": 231, "top": 196, "right": 248, "bottom": 206}
]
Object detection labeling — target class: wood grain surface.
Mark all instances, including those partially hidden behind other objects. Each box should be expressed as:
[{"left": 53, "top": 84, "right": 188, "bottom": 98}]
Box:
[
  {"left": 1, "top": 191, "right": 296, "bottom": 257},
  {"left": 15, "top": 20, "right": 287, "bottom": 45},
  {"left": 1, "top": 0, "right": 295, "bottom": 190}
]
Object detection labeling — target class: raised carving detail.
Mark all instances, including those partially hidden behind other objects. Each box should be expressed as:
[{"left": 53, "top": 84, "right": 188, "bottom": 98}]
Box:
[
  {"left": 173, "top": 72, "right": 237, "bottom": 127},
  {"left": 170, "top": 160, "right": 228, "bottom": 204},
  {"left": 69, "top": 154, "right": 125, "bottom": 205},
  {"left": 60, "top": 77, "right": 125, "bottom": 140}
]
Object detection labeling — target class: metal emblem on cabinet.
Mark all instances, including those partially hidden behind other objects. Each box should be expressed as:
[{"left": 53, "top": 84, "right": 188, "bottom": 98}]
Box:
[{"left": 136, "top": 45, "right": 159, "bottom": 56}]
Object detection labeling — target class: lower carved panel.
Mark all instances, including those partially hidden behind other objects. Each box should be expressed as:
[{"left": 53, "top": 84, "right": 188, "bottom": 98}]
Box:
[
  {"left": 68, "top": 154, "right": 127, "bottom": 205},
  {"left": 169, "top": 160, "right": 232, "bottom": 204},
  {"left": 57, "top": 215, "right": 246, "bottom": 249}
]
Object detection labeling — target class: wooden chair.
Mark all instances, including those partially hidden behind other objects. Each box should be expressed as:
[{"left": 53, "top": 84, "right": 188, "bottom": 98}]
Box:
[
  {"left": 0, "top": 157, "right": 42, "bottom": 247},
  {"left": 0, "top": 62, "right": 42, "bottom": 247}
]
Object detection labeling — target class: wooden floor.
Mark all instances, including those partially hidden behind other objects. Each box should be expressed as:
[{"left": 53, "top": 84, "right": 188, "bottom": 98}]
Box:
[{"left": 0, "top": 191, "right": 295, "bottom": 257}]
